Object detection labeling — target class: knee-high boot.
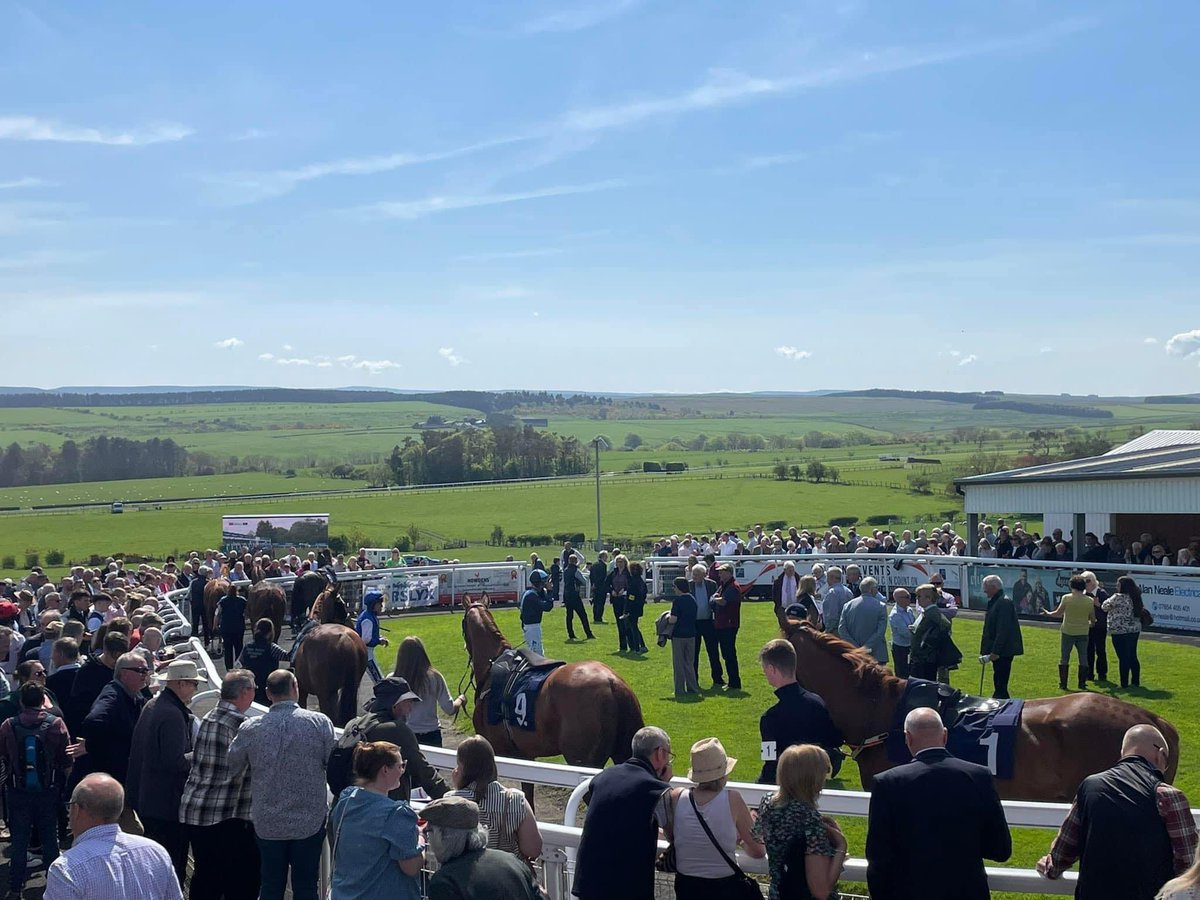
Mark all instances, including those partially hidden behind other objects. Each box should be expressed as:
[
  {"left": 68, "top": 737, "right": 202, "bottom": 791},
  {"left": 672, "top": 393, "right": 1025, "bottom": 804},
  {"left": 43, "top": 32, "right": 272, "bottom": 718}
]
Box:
[
  {"left": 1058, "top": 664, "right": 1069, "bottom": 690},
  {"left": 1078, "top": 666, "right": 1089, "bottom": 690}
]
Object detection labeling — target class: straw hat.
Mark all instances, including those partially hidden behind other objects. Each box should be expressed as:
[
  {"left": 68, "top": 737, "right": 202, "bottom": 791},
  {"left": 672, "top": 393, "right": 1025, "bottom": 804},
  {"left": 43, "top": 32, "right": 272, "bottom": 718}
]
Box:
[
  {"left": 687, "top": 737, "right": 737, "bottom": 783},
  {"left": 156, "top": 659, "right": 206, "bottom": 684}
]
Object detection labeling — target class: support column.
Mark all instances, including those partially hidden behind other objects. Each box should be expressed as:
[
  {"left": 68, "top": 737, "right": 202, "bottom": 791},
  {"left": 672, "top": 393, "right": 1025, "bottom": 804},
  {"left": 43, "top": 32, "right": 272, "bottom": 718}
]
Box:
[
  {"left": 1074, "top": 513, "right": 1086, "bottom": 562},
  {"left": 967, "top": 513, "right": 979, "bottom": 556}
]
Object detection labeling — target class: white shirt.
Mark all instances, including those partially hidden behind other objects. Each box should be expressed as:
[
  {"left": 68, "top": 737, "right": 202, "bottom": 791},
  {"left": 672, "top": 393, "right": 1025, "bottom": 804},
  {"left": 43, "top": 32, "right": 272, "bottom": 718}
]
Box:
[{"left": 719, "top": 540, "right": 738, "bottom": 556}]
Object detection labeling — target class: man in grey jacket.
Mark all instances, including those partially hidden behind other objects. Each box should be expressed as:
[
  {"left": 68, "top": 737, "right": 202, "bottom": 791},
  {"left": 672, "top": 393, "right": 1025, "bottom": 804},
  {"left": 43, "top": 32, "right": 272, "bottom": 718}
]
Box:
[
  {"left": 822, "top": 567, "right": 853, "bottom": 635},
  {"left": 126, "top": 659, "right": 205, "bottom": 888},
  {"left": 837, "top": 576, "right": 889, "bottom": 664}
]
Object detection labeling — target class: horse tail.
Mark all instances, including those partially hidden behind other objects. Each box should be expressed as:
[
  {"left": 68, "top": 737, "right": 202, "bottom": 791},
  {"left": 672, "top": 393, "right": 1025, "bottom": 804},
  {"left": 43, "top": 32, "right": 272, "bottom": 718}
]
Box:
[
  {"left": 610, "top": 677, "right": 645, "bottom": 764},
  {"left": 1156, "top": 714, "right": 1181, "bottom": 783},
  {"left": 338, "top": 636, "right": 364, "bottom": 726}
]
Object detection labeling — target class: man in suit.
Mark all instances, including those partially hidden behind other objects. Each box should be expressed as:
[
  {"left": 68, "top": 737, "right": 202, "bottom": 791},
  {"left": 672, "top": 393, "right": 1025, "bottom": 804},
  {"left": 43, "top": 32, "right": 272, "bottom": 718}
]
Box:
[
  {"left": 688, "top": 564, "right": 724, "bottom": 688},
  {"left": 836, "top": 576, "right": 889, "bottom": 664},
  {"left": 979, "top": 574, "right": 1023, "bottom": 699},
  {"left": 866, "top": 707, "right": 1011, "bottom": 900},
  {"left": 588, "top": 552, "right": 610, "bottom": 623}
]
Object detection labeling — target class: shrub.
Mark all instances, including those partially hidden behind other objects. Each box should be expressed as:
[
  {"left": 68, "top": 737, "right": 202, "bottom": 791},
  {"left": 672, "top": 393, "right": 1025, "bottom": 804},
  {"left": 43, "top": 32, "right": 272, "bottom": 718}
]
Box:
[
  {"left": 828, "top": 516, "right": 858, "bottom": 527},
  {"left": 765, "top": 520, "right": 788, "bottom": 530},
  {"left": 45, "top": 549, "right": 65, "bottom": 566},
  {"left": 1, "top": 556, "right": 13, "bottom": 570},
  {"left": 23, "top": 550, "right": 39, "bottom": 568},
  {"left": 866, "top": 515, "right": 899, "bottom": 526}
]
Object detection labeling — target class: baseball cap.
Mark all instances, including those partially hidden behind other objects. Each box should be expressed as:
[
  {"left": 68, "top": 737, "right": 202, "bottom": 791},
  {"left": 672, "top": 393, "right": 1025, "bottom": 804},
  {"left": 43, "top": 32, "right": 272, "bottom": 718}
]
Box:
[{"left": 366, "top": 677, "right": 421, "bottom": 712}]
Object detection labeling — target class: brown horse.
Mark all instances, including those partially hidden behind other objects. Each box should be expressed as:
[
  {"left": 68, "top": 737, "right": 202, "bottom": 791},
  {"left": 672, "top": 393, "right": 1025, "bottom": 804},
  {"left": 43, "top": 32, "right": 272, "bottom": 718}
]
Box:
[
  {"left": 782, "top": 620, "right": 1179, "bottom": 801},
  {"left": 294, "top": 625, "right": 367, "bottom": 727},
  {"left": 462, "top": 598, "right": 644, "bottom": 766},
  {"left": 247, "top": 582, "right": 286, "bottom": 642},
  {"left": 201, "top": 578, "right": 228, "bottom": 645},
  {"left": 309, "top": 586, "right": 349, "bottom": 625}
]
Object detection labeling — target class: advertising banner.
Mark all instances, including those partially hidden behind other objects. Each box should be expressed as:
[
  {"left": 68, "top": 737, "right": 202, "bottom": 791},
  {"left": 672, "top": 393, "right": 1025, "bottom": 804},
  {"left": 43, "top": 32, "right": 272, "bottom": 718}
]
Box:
[
  {"left": 441, "top": 565, "right": 524, "bottom": 605},
  {"left": 1133, "top": 576, "right": 1200, "bottom": 631},
  {"left": 221, "top": 514, "right": 329, "bottom": 552},
  {"left": 382, "top": 574, "right": 441, "bottom": 611}
]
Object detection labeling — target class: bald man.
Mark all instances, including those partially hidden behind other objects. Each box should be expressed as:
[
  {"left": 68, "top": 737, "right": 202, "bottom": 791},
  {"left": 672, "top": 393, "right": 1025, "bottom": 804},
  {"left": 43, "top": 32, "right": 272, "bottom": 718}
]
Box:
[
  {"left": 1038, "top": 724, "right": 1197, "bottom": 898},
  {"left": 45, "top": 773, "right": 182, "bottom": 900},
  {"left": 866, "top": 708, "right": 1011, "bottom": 900}
]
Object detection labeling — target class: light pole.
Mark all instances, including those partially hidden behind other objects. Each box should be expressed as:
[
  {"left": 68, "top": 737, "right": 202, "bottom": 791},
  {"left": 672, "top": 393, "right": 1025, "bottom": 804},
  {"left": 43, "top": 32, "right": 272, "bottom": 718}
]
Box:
[{"left": 592, "top": 436, "right": 609, "bottom": 552}]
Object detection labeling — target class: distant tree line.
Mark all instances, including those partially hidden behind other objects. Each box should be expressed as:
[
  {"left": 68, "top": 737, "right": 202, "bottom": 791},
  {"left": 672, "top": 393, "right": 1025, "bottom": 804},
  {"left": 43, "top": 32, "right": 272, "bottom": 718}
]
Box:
[
  {"left": 0, "top": 436, "right": 188, "bottom": 487},
  {"left": 387, "top": 425, "right": 591, "bottom": 486}
]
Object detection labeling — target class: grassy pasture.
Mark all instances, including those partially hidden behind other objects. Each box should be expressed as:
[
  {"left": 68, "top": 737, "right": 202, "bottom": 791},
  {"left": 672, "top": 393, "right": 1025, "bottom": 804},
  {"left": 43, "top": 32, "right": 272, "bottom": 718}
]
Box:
[{"left": 374, "top": 603, "right": 1200, "bottom": 900}]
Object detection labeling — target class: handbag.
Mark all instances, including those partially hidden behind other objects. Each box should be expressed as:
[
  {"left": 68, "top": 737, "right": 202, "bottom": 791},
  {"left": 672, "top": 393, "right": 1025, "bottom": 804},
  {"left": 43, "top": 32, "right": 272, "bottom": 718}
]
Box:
[
  {"left": 687, "top": 791, "right": 764, "bottom": 899},
  {"left": 655, "top": 787, "right": 680, "bottom": 872},
  {"left": 1138, "top": 606, "right": 1154, "bottom": 628}
]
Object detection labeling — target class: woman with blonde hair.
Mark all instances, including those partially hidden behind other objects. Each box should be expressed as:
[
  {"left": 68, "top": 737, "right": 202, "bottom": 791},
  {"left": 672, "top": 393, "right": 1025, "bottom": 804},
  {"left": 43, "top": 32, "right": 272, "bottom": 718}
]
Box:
[
  {"left": 448, "top": 734, "right": 543, "bottom": 860},
  {"left": 1159, "top": 853, "right": 1200, "bottom": 898},
  {"left": 752, "top": 744, "right": 846, "bottom": 900},
  {"left": 392, "top": 635, "right": 464, "bottom": 746}
]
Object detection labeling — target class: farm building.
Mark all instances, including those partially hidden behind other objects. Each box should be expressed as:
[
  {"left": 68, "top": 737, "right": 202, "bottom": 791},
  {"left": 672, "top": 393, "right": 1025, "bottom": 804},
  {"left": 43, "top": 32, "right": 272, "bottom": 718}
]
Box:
[{"left": 955, "top": 430, "right": 1200, "bottom": 557}]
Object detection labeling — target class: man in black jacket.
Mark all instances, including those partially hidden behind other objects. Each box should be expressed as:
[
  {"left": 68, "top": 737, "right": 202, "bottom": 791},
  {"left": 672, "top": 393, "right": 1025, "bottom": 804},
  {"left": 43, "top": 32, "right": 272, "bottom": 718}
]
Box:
[
  {"left": 757, "top": 639, "right": 843, "bottom": 781},
  {"left": 65, "top": 631, "right": 128, "bottom": 739},
  {"left": 866, "top": 707, "right": 1011, "bottom": 900},
  {"left": 126, "top": 659, "right": 203, "bottom": 885},
  {"left": 588, "top": 552, "right": 609, "bottom": 623},
  {"left": 347, "top": 677, "right": 448, "bottom": 802},
  {"left": 689, "top": 564, "right": 723, "bottom": 688},
  {"left": 68, "top": 652, "right": 150, "bottom": 795},
  {"left": 573, "top": 726, "right": 673, "bottom": 900}
]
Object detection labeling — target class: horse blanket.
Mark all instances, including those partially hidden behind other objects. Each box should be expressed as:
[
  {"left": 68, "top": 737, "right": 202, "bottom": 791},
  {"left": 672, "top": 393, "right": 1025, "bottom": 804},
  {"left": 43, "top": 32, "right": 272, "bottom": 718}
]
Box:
[
  {"left": 486, "top": 648, "right": 566, "bottom": 732},
  {"left": 885, "top": 678, "right": 1023, "bottom": 779}
]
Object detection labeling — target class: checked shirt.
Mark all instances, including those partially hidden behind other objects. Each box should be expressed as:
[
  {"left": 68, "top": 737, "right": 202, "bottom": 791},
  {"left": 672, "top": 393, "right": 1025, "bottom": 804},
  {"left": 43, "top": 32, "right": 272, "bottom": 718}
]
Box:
[{"left": 179, "top": 700, "right": 251, "bottom": 827}]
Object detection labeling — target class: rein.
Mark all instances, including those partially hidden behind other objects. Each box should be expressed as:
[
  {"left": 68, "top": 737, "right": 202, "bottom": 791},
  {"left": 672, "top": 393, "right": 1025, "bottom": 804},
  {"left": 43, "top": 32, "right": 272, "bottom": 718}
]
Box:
[{"left": 845, "top": 731, "right": 891, "bottom": 760}]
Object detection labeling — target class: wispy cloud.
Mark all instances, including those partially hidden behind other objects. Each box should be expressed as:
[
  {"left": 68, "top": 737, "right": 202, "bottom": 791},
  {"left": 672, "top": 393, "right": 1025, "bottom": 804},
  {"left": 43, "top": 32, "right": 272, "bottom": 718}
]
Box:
[
  {"left": 454, "top": 248, "right": 565, "bottom": 262},
  {"left": 0, "top": 177, "right": 53, "bottom": 190},
  {"left": 227, "top": 128, "right": 271, "bottom": 142},
  {"left": 1144, "top": 337, "right": 1159, "bottom": 345},
  {"left": 1039, "top": 346, "right": 1054, "bottom": 354},
  {"left": 214, "top": 337, "right": 243, "bottom": 349},
  {"left": 439, "top": 347, "right": 466, "bottom": 367},
  {"left": 349, "top": 359, "right": 400, "bottom": 375},
  {"left": 472, "top": 285, "right": 533, "bottom": 300},
  {"left": 775, "top": 346, "right": 812, "bottom": 361},
  {"left": 275, "top": 357, "right": 313, "bottom": 366},
  {"left": 958, "top": 354, "right": 978, "bottom": 366},
  {"left": 1165, "top": 330, "right": 1200, "bottom": 361},
  {"left": 212, "top": 136, "right": 529, "bottom": 204},
  {"left": 364, "top": 179, "right": 627, "bottom": 220},
  {"left": 258, "top": 352, "right": 275, "bottom": 361},
  {"left": 558, "top": 19, "right": 1093, "bottom": 134},
  {"left": 520, "top": 0, "right": 642, "bottom": 34},
  {"left": 0, "top": 249, "right": 95, "bottom": 270},
  {"left": 0, "top": 116, "right": 192, "bottom": 146},
  {"left": 337, "top": 355, "right": 357, "bottom": 363}
]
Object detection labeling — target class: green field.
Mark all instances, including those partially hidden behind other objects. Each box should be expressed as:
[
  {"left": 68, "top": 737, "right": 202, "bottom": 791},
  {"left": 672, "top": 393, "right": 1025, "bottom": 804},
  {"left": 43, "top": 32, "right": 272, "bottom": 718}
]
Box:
[{"left": 373, "top": 603, "right": 1200, "bottom": 900}]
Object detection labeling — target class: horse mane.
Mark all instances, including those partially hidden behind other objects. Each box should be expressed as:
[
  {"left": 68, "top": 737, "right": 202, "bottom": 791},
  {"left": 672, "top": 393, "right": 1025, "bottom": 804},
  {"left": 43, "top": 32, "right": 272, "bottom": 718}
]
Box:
[
  {"left": 783, "top": 619, "right": 903, "bottom": 701},
  {"left": 464, "top": 603, "right": 510, "bottom": 651}
]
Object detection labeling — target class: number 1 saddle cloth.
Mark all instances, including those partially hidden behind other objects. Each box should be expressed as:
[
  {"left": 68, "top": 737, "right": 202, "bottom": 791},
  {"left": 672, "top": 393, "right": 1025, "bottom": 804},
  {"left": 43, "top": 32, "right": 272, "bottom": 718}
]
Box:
[
  {"left": 485, "top": 648, "right": 566, "bottom": 732},
  {"left": 884, "top": 679, "right": 1024, "bottom": 779}
]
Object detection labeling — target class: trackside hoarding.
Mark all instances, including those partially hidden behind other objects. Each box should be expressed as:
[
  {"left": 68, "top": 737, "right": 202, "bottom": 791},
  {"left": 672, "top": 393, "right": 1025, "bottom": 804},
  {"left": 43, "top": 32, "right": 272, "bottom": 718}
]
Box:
[{"left": 221, "top": 514, "right": 329, "bottom": 552}]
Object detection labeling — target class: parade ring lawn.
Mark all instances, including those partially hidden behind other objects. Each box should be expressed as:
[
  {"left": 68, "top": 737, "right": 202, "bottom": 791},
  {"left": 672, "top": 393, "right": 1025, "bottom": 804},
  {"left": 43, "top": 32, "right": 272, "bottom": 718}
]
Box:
[{"left": 376, "top": 602, "right": 1200, "bottom": 900}]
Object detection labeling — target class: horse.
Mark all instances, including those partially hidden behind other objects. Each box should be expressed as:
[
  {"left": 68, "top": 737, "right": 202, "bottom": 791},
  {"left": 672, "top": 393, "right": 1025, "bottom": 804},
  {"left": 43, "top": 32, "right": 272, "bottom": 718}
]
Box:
[
  {"left": 247, "top": 582, "right": 286, "bottom": 642},
  {"left": 309, "top": 585, "right": 349, "bottom": 625},
  {"left": 461, "top": 597, "right": 644, "bottom": 767},
  {"left": 293, "top": 624, "right": 367, "bottom": 727},
  {"left": 291, "top": 570, "right": 328, "bottom": 629},
  {"left": 201, "top": 578, "right": 228, "bottom": 646},
  {"left": 781, "top": 619, "right": 1179, "bottom": 801}
]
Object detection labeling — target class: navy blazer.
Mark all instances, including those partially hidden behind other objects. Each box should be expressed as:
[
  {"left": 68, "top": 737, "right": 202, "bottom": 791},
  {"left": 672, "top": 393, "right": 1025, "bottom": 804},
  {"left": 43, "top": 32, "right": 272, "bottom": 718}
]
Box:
[{"left": 866, "top": 747, "right": 1011, "bottom": 900}]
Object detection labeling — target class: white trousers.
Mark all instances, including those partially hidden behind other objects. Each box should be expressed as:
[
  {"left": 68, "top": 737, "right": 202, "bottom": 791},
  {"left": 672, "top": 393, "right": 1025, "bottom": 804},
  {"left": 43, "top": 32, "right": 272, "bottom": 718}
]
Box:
[{"left": 522, "top": 623, "right": 544, "bottom": 655}]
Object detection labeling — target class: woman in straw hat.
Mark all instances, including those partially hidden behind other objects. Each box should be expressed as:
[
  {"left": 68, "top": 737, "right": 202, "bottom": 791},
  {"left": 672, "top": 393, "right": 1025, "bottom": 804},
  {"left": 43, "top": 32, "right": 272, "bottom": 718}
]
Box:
[{"left": 661, "top": 737, "right": 764, "bottom": 898}]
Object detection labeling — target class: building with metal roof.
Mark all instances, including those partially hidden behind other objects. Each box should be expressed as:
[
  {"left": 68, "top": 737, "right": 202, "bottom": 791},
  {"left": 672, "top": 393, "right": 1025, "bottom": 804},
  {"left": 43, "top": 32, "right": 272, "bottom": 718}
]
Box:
[{"left": 955, "top": 435, "right": 1200, "bottom": 559}]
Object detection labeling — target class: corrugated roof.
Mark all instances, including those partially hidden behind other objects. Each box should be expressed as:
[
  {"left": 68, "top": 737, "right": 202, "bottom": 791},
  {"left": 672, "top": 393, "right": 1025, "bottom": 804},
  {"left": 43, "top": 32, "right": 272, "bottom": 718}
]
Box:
[
  {"left": 956, "top": 443, "right": 1200, "bottom": 487},
  {"left": 1106, "top": 430, "right": 1200, "bottom": 455}
]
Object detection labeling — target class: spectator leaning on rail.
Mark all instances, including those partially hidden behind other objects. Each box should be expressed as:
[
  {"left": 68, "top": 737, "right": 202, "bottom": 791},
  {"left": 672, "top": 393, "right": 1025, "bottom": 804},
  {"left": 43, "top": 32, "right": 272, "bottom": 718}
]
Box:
[
  {"left": 423, "top": 795, "right": 546, "bottom": 900},
  {"left": 125, "top": 659, "right": 205, "bottom": 888},
  {"left": 179, "top": 669, "right": 259, "bottom": 900},
  {"left": 1038, "top": 724, "right": 1198, "bottom": 899},
  {"left": 979, "top": 574, "right": 1023, "bottom": 700},
  {"left": 866, "top": 708, "right": 1012, "bottom": 900},
  {"left": 329, "top": 741, "right": 425, "bottom": 900},
  {"left": 44, "top": 773, "right": 182, "bottom": 900},
  {"left": 572, "top": 725, "right": 674, "bottom": 900},
  {"left": 227, "top": 669, "right": 335, "bottom": 900},
  {"left": 448, "top": 734, "right": 543, "bottom": 860},
  {"left": 836, "top": 576, "right": 888, "bottom": 664},
  {"left": 758, "top": 639, "right": 844, "bottom": 781}
]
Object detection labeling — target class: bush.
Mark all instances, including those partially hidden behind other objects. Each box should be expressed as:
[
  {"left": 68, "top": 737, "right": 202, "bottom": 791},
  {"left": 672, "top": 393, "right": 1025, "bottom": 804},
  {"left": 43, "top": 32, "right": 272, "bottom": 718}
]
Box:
[
  {"left": 866, "top": 515, "right": 899, "bottom": 526},
  {"left": 45, "top": 549, "right": 65, "bottom": 566},
  {"left": 1, "top": 556, "right": 13, "bottom": 570},
  {"left": 642, "top": 461, "right": 663, "bottom": 473},
  {"left": 829, "top": 516, "right": 859, "bottom": 528},
  {"left": 765, "top": 520, "right": 788, "bottom": 530},
  {"left": 23, "top": 550, "right": 38, "bottom": 569},
  {"left": 552, "top": 532, "right": 586, "bottom": 545}
]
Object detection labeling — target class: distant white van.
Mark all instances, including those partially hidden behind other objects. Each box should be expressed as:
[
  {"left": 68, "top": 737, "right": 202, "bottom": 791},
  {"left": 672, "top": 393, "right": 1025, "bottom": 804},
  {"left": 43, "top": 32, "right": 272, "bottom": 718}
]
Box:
[{"left": 111, "top": 501, "right": 124, "bottom": 514}]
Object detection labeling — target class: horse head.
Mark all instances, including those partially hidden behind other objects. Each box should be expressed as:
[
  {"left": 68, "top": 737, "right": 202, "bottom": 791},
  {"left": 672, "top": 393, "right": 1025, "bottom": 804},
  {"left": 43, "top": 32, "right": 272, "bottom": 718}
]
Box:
[
  {"left": 462, "top": 599, "right": 508, "bottom": 686},
  {"left": 315, "top": 587, "right": 349, "bottom": 625}
]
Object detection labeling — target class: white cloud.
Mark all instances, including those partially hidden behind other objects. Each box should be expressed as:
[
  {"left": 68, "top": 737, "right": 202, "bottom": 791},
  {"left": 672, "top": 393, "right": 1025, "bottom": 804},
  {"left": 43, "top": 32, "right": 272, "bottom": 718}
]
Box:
[
  {"left": 1039, "top": 346, "right": 1054, "bottom": 353},
  {"left": 282, "top": 344, "right": 293, "bottom": 351},
  {"left": 365, "top": 179, "right": 626, "bottom": 220},
  {"left": 0, "top": 177, "right": 52, "bottom": 190},
  {"left": 0, "top": 116, "right": 192, "bottom": 146},
  {"left": 775, "top": 346, "right": 812, "bottom": 361},
  {"left": 227, "top": 128, "right": 271, "bottom": 142},
  {"left": 1165, "top": 330, "right": 1200, "bottom": 360},
  {"left": 958, "top": 354, "right": 978, "bottom": 366},
  {"left": 258, "top": 352, "right": 275, "bottom": 361},
  {"left": 350, "top": 359, "right": 401, "bottom": 375},
  {"left": 1144, "top": 337, "right": 1159, "bottom": 344},
  {"left": 520, "top": 0, "right": 642, "bottom": 34},
  {"left": 474, "top": 285, "right": 532, "bottom": 300},
  {"left": 316, "top": 361, "right": 333, "bottom": 368},
  {"left": 0, "top": 249, "right": 94, "bottom": 270},
  {"left": 213, "top": 337, "right": 243, "bottom": 349},
  {"left": 439, "top": 347, "right": 466, "bottom": 367},
  {"left": 336, "top": 355, "right": 357, "bottom": 363},
  {"left": 211, "top": 136, "right": 527, "bottom": 203},
  {"left": 276, "top": 357, "right": 313, "bottom": 366},
  {"left": 946, "top": 350, "right": 962, "bottom": 357}
]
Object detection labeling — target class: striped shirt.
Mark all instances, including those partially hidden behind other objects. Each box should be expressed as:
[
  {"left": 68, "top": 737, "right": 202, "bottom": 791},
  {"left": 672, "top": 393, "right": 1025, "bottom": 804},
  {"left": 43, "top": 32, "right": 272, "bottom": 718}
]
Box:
[
  {"left": 449, "top": 780, "right": 527, "bottom": 854},
  {"left": 179, "top": 701, "right": 252, "bottom": 826},
  {"left": 44, "top": 823, "right": 182, "bottom": 900}
]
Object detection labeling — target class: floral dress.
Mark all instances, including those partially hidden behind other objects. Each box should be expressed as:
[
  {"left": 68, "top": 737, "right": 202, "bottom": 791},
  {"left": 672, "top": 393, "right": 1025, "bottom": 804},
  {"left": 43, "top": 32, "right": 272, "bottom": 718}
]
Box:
[{"left": 751, "top": 795, "right": 839, "bottom": 900}]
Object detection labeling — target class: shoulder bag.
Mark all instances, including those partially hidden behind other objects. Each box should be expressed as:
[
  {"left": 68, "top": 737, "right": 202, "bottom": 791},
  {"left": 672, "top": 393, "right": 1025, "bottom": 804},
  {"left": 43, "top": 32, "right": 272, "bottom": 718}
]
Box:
[
  {"left": 688, "top": 791, "right": 764, "bottom": 899},
  {"left": 325, "top": 788, "right": 353, "bottom": 900},
  {"left": 655, "top": 787, "right": 681, "bottom": 872}
]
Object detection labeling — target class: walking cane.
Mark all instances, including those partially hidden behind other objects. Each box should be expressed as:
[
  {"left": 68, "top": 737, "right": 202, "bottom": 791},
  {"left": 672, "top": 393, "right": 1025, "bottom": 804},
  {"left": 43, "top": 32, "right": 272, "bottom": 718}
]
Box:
[{"left": 978, "top": 655, "right": 990, "bottom": 695}]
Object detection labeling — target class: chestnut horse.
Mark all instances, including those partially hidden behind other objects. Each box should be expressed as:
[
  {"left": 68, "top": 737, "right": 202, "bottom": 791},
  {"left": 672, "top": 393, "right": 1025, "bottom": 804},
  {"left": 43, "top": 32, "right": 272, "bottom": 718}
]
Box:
[
  {"left": 201, "top": 578, "right": 228, "bottom": 646},
  {"left": 782, "top": 620, "right": 1179, "bottom": 801},
  {"left": 293, "top": 584, "right": 364, "bottom": 726},
  {"left": 462, "top": 598, "right": 644, "bottom": 766},
  {"left": 247, "top": 582, "right": 286, "bottom": 643}
]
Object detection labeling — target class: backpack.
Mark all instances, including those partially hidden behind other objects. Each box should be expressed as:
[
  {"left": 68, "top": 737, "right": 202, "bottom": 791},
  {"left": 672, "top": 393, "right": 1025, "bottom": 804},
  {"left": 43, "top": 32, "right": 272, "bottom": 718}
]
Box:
[
  {"left": 325, "top": 712, "right": 379, "bottom": 796},
  {"left": 7, "top": 714, "right": 58, "bottom": 793}
]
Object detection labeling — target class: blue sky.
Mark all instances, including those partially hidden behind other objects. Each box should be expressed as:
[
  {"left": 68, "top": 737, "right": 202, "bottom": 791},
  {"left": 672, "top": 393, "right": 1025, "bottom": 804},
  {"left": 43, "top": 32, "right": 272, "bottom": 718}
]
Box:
[{"left": 2, "top": 0, "right": 1199, "bottom": 394}]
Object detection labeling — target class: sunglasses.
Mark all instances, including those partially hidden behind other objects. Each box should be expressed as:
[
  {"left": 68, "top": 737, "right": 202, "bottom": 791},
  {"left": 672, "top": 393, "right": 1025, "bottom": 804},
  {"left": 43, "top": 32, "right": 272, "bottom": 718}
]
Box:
[{"left": 121, "top": 666, "right": 151, "bottom": 675}]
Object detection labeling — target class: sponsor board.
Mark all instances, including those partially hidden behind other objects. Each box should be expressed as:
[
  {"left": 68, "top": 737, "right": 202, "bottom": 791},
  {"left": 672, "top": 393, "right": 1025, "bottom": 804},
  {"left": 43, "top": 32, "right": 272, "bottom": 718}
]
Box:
[
  {"left": 965, "top": 564, "right": 1068, "bottom": 614},
  {"left": 440, "top": 566, "right": 524, "bottom": 605},
  {"left": 221, "top": 513, "right": 329, "bottom": 552},
  {"left": 1135, "top": 576, "right": 1200, "bottom": 631}
]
